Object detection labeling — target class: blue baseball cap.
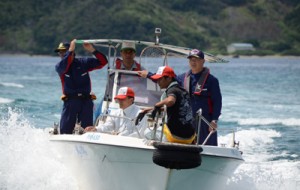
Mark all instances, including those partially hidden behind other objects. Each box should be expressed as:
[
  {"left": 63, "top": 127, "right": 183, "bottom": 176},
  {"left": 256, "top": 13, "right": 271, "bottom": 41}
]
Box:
[{"left": 187, "top": 49, "right": 204, "bottom": 59}]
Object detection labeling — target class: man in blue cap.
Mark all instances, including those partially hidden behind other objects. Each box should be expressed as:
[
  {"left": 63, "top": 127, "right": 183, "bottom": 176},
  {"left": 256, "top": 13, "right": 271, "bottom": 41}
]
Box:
[
  {"left": 177, "top": 49, "right": 222, "bottom": 146},
  {"left": 55, "top": 39, "right": 108, "bottom": 134}
]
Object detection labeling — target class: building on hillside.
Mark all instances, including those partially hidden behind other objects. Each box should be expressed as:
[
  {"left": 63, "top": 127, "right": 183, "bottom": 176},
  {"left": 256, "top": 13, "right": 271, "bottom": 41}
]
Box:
[{"left": 227, "top": 43, "right": 255, "bottom": 53}]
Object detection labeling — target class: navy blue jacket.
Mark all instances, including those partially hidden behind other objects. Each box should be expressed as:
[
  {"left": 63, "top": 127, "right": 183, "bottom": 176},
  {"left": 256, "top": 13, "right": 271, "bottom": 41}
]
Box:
[
  {"left": 177, "top": 70, "right": 222, "bottom": 120},
  {"left": 55, "top": 50, "right": 108, "bottom": 95}
]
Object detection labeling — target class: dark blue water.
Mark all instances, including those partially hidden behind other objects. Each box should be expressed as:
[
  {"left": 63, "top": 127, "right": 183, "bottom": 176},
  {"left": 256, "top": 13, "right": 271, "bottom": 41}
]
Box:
[{"left": 0, "top": 55, "right": 299, "bottom": 189}]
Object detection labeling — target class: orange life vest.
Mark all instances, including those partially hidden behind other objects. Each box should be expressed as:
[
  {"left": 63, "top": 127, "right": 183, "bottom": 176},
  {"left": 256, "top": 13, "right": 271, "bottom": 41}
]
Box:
[{"left": 115, "top": 58, "right": 142, "bottom": 71}]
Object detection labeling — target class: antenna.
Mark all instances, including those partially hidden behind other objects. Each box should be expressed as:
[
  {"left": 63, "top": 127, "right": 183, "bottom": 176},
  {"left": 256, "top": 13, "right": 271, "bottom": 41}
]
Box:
[{"left": 155, "top": 28, "right": 162, "bottom": 45}]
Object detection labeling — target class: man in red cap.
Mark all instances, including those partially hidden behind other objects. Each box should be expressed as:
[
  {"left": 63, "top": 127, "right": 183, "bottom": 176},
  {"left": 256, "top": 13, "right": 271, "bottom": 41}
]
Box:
[
  {"left": 138, "top": 49, "right": 221, "bottom": 146},
  {"left": 150, "top": 66, "right": 196, "bottom": 144},
  {"left": 85, "top": 87, "right": 147, "bottom": 137}
]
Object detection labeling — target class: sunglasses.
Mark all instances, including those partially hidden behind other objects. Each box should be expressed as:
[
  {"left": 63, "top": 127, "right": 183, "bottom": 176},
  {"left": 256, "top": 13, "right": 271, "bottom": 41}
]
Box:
[
  {"left": 122, "top": 50, "right": 135, "bottom": 54},
  {"left": 57, "top": 51, "right": 66, "bottom": 55}
]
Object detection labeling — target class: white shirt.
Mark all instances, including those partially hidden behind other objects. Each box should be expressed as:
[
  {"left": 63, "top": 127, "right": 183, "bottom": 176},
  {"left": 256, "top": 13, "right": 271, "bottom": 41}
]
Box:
[{"left": 96, "top": 104, "right": 147, "bottom": 138}]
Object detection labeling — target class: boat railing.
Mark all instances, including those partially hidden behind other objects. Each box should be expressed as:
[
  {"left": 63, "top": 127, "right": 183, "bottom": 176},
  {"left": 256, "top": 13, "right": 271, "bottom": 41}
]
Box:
[
  {"left": 108, "top": 69, "right": 139, "bottom": 75},
  {"left": 147, "top": 107, "right": 239, "bottom": 148},
  {"left": 218, "top": 128, "right": 240, "bottom": 148},
  {"left": 141, "top": 106, "right": 166, "bottom": 141},
  {"left": 196, "top": 108, "right": 239, "bottom": 148},
  {"left": 196, "top": 109, "right": 216, "bottom": 146}
]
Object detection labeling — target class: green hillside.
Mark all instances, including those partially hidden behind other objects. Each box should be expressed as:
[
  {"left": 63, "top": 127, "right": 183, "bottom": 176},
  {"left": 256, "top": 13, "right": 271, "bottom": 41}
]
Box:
[{"left": 0, "top": 0, "right": 299, "bottom": 55}]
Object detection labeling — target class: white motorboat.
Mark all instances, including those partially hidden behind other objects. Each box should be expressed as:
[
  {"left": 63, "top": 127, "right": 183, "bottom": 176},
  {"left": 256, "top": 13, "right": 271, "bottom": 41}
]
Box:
[{"left": 50, "top": 28, "right": 243, "bottom": 190}]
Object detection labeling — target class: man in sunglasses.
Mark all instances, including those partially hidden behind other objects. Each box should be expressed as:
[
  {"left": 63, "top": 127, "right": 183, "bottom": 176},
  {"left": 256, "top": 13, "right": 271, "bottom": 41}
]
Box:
[
  {"left": 94, "top": 41, "right": 145, "bottom": 121},
  {"left": 115, "top": 41, "right": 145, "bottom": 71}
]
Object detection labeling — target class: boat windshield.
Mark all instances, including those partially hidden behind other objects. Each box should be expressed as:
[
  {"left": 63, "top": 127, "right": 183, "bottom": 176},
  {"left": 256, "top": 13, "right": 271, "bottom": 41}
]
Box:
[{"left": 105, "top": 72, "right": 163, "bottom": 107}]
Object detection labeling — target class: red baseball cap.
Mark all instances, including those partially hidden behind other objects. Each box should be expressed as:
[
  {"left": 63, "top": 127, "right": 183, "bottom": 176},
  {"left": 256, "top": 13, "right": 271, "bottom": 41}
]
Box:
[
  {"left": 114, "top": 87, "right": 135, "bottom": 100},
  {"left": 150, "top": 66, "right": 176, "bottom": 80}
]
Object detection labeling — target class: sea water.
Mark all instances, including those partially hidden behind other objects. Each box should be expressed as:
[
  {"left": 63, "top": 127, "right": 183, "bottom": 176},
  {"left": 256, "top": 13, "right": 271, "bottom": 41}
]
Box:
[{"left": 0, "top": 55, "right": 299, "bottom": 190}]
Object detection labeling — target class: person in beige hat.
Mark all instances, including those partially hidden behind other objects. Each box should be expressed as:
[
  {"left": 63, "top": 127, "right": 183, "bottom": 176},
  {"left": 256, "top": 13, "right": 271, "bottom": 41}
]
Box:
[
  {"left": 115, "top": 41, "right": 145, "bottom": 71},
  {"left": 94, "top": 41, "right": 146, "bottom": 122}
]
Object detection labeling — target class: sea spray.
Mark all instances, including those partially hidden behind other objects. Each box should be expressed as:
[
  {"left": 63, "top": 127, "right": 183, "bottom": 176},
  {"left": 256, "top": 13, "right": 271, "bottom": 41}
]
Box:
[
  {"left": 0, "top": 108, "right": 78, "bottom": 190},
  {"left": 226, "top": 161, "right": 300, "bottom": 190},
  {"left": 222, "top": 129, "right": 300, "bottom": 190}
]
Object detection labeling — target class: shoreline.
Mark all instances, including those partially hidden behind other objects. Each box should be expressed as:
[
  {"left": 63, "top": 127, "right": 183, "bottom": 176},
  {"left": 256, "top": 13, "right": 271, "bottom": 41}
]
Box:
[
  {"left": 1, "top": 53, "right": 300, "bottom": 59},
  {"left": 217, "top": 54, "right": 300, "bottom": 59}
]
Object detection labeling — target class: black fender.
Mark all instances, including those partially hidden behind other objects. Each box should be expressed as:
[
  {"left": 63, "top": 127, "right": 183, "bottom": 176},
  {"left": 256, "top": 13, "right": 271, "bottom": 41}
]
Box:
[{"left": 152, "top": 142, "right": 203, "bottom": 170}]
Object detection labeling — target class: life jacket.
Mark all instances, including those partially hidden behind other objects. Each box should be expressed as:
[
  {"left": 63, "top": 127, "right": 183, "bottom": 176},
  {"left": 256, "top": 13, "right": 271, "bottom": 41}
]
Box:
[
  {"left": 183, "top": 67, "right": 210, "bottom": 95},
  {"left": 115, "top": 58, "right": 141, "bottom": 71}
]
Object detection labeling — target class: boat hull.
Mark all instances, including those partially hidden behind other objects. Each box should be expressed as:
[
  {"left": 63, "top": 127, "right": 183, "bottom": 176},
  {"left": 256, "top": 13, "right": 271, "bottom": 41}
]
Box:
[{"left": 50, "top": 133, "right": 243, "bottom": 190}]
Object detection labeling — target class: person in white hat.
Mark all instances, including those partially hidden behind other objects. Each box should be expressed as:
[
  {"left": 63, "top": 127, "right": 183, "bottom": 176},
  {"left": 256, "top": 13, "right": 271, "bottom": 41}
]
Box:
[
  {"left": 85, "top": 87, "right": 147, "bottom": 137},
  {"left": 115, "top": 41, "right": 145, "bottom": 71}
]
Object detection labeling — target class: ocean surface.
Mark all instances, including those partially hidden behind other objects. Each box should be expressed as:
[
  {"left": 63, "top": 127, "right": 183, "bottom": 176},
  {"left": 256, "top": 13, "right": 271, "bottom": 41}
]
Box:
[{"left": 0, "top": 54, "right": 299, "bottom": 190}]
